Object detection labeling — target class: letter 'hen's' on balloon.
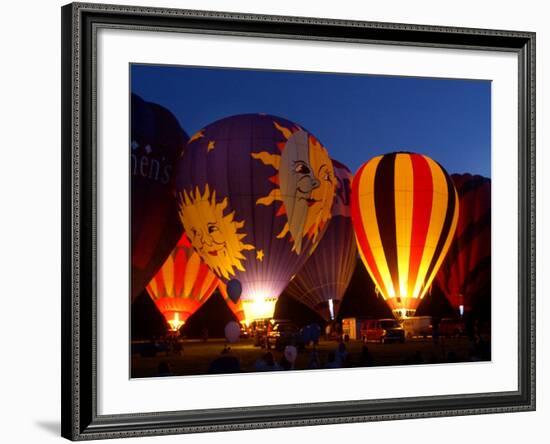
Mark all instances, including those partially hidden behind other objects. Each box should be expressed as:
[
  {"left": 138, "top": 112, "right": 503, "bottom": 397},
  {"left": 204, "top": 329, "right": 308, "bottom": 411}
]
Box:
[
  {"left": 175, "top": 114, "right": 336, "bottom": 322},
  {"left": 131, "top": 94, "right": 188, "bottom": 302},
  {"left": 351, "top": 152, "right": 459, "bottom": 319},
  {"left": 436, "top": 174, "right": 491, "bottom": 313},
  {"left": 146, "top": 234, "right": 219, "bottom": 331},
  {"left": 285, "top": 160, "right": 357, "bottom": 321}
]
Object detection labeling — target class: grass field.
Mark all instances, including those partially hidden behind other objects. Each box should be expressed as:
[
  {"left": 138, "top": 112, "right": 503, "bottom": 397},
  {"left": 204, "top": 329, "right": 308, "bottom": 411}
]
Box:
[{"left": 131, "top": 336, "right": 489, "bottom": 378}]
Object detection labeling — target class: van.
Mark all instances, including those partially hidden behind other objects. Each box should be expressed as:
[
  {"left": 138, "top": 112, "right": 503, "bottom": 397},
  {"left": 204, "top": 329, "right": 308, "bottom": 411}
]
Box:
[
  {"left": 266, "top": 320, "right": 304, "bottom": 351},
  {"left": 360, "top": 319, "right": 405, "bottom": 344},
  {"left": 401, "top": 316, "right": 432, "bottom": 339}
]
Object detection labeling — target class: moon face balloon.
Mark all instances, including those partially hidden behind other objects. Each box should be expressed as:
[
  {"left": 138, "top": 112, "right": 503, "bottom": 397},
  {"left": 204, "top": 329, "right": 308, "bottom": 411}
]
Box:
[
  {"left": 131, "top": 94, "right": 188, "bottom": 302},
  {"left": 285, "top": 160, "right": 357, "bottom": 321},
  {"left": 436, "top": 174, "right": 491, "bottom": 313},
  {"left": 351, "top": 152, "right": 459, "bottom": 319},
  {"left": 175, "top": 114, "right": 336, "bottom": 322}
]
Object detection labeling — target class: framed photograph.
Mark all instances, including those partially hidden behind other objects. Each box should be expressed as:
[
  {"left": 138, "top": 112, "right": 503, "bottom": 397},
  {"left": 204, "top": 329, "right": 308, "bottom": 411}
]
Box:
[{"left": 61, "top": 2, "right": 535, "bottom": 440}]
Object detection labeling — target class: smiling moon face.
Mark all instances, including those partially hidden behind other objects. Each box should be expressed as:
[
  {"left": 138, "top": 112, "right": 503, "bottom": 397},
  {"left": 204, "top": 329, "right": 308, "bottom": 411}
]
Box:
[
  {"left": 279, "top": 131, "right": 336, "bottom": 253},
  {"left": 279, "top": 131, "right": 311, "bottom": 253},
  {"left": 252, "top": 122, "right": 336, "bottom": 255},
  {"left": 178, "top": 185, "right": 255, "bottom": 280},
  {"left": 301, "top": 135, "right": 336, "bottom": 247}
]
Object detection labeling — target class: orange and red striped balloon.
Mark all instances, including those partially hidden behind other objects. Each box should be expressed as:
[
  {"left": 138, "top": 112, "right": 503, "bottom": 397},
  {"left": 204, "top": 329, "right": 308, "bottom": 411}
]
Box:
[
  {"left": 146, "top": 234, "right": 219, "bottom": 331},
  {"left": 351, "top": 152, "right": 459, "bottom": 318}
]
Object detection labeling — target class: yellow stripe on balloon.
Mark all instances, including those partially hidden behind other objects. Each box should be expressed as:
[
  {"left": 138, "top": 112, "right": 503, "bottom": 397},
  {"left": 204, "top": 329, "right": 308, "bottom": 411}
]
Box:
[
  {"left": 412, "top": 156, "right": 448, "bottom": 299},
  {"left": 184, "top": 252, "right": 201, "bottom": 299},
  {"left": 420, "top": 186, "right": 460, "bottom": 299},
  {"left": 147, "top": 276, "right": 159, "bottom": 300},
  {"left": 358, "top": 156, "right": 395, "bottom": 299},
  {"left": 394, "top": 154, "right": 414, "bottom": 299}
]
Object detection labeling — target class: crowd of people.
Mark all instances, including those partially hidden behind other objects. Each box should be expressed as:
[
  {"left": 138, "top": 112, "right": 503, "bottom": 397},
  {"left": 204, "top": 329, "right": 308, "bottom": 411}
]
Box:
[{"left": 147, "top": 325, "right": 491, "bottom": 378}]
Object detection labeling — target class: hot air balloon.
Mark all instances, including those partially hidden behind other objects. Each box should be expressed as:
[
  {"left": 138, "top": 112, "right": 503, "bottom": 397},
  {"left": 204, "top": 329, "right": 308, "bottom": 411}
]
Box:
[
  {"left": 219, "top": 282, "right": 246, "bottom": 324},
  {"left": 146, "top": 234, "right": 219, "bottom": 331},
  {"left": 175, "top": 114, "right": 336, "bottom": 322},
  {"left": 351, "top": 152, "right": 459, "bottom": 319},
  {"left": 436, "top": 174, "right": 491, "bottom": 315},
  {"left": 285, "top": 160, "right": 357, "bottom": 321},
  {"left": 131, "top": 93, "right": 189, "bottom": 301}
]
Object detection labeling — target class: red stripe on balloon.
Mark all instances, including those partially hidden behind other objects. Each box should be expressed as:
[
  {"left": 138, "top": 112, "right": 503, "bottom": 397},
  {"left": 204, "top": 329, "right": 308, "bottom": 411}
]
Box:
[
  {"left": 203, "top": 277, "right": 219, "bottom": 302},
  {"left": 180, "top": 233, "right": 192, "bottom": 249},
  {"left": 351, "top": 162, "right": 387, "bottom": 296},
  {"left": 173, "top": 244, "right": 187, "bottom": 297},
  {"left": 407, "top": 154, "right": 433, "bottom": 294}
]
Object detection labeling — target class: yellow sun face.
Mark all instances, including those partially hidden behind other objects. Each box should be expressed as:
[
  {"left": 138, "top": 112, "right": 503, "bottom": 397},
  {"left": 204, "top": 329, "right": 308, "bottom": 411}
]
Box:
[
  {"left": 178, "top": 185, "right": 255, "bottom": 280},
  {"left": 252, "top": 121, "right": 335, "bottom": 255}
]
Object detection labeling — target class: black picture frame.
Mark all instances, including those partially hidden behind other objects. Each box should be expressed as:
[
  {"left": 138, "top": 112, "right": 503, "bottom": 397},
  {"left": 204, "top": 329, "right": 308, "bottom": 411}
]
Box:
[{"left": 61, "top": 2, "right": 536, "bottom": 440}]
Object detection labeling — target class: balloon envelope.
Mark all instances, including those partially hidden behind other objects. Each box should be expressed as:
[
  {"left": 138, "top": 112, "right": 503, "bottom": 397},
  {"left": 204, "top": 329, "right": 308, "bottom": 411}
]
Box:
[
  {"left": 351, "top": 152, "right": 459, "bottom": 318},
  {"left": 131, "top": 94, "right": 188, "bottom": 301},
  {"left": 284, "top": 345, "right": 297, "bottom": 363},
  {"left": 219, "top": 282, "right": 246, "bottom": 324},
  {"left": 146, "top": 234, "right": 219, "bottom": 331},
  {"left": 285, "top": 160, "right": 357, "bottom": 320},
  {"left": 436, "top": 174, "right": 491, "bottom": 312},
  {"left": 224, "top": 321, "right": 241, "bottom": 343},
  {"left": 226, "top": 279, "right": 242, "bottom": 303},
  {"left": 175, "top": 114, "right": 336, "bottom": 322}
]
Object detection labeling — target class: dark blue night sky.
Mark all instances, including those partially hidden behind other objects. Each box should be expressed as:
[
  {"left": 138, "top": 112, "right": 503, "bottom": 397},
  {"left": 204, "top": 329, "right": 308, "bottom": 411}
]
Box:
[{"left": 131, "top": 64, "right": 491, "bottom": 177}]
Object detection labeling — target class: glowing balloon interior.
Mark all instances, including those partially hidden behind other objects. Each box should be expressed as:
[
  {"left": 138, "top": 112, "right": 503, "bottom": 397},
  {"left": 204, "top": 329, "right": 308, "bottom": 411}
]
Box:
[
  {"left": 285, "top": 160, "right": 357, "bottom": 321},
  {"left": 436, "top": 174, "right": 491, "bottom": 312},
  {"left": 146, "top": 234, "right": 220, "bottom": 331},
  {"left": 175, "top": 114, "right": 336, "bottom": 322},
  {"left": 351, "top": 152, "right": 459, "bottom": 319}
]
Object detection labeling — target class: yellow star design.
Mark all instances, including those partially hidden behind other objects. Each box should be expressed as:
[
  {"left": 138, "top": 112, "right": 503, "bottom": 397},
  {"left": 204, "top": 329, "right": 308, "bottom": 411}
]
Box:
[
  {"left": 256, "top": 249, "right": 264, "bottom": 262},
  {"left": 207, "top": 140, "right": 216, "bottom": 152}
]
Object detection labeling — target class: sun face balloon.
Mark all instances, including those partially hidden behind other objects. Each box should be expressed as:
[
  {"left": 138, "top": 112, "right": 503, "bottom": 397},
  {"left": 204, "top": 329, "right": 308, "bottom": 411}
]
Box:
[
  {"left": 436, "top": 174, "right": 491, "bottom": 314},
  {"left": 351, "top": 152, "right": 459, "bottom": 319},
  {"left": 146, "top": 234, "right": 219, "bottom": 331},
  {"left": 176, "top": 114, "right": 336, "bottom": 322},
  {"left": 285, "top": 160, "right": 357, "bottom": 321},
  {"left": 178, "top": 185, "right": 254, "bottom": 280},
  {"left": 131, "top": 94, "right": 188, "bottom": 302}
]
